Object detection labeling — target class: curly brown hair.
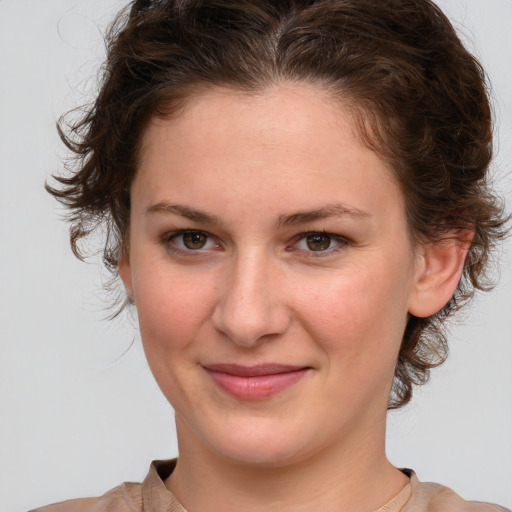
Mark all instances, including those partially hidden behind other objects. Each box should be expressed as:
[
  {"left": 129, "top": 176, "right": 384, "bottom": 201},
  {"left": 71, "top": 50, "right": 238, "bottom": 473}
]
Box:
[{"left": 47, "top": 0, "right": 509, "bottom": 408}]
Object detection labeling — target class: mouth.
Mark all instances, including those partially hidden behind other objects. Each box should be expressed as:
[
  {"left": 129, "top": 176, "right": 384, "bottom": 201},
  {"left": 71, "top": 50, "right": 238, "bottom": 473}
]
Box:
[{"left": 203, "top": 363, "right": 312, "bottom": 400}]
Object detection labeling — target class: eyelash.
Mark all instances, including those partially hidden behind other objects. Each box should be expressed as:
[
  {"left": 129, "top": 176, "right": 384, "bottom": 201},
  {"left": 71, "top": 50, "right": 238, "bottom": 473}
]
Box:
[
  {"left": 160, "top": 230, "right": 349, "bottom": 258},
  {"left": 161, "top": 230, "right": 222, "bottom": 256},
  {"left": 290, "top": 231, "right": 349, "bottom": 257}
]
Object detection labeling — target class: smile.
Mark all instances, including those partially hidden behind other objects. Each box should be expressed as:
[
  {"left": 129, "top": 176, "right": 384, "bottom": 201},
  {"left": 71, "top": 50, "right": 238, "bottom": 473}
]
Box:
[{"left": 203, "top": 364, "right": 311, "bottom": 400}]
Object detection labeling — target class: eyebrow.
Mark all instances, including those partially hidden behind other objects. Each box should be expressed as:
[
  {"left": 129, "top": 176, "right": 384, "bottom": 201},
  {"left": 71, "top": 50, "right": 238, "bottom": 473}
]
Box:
[
  {"left": 145, "top": 201, "right": 371, "bottom": 227},
  {"left": 277, "top": 204, "right": 372, "bottom": 227},
  {"left": 145, "top": 202, "right": 222, "bottom": 225}
]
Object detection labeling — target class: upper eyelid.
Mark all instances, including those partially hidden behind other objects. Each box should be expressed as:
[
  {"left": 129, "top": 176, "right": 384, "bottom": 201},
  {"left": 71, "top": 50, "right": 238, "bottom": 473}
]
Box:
[
  {"left": 291, "top": 231, "right": 348, "bottom": 244},
  {"left": 164, "top": 229, "right": 210, "bottom": 238},
  {"left": 294, "top": 230, "right": 343, "bottom": 238},
  {"left": 163, "top": 229, "right": 345, "bottom": 240},
  {"left": 164, "top": 228, "right": 212, "bottom": 237}
]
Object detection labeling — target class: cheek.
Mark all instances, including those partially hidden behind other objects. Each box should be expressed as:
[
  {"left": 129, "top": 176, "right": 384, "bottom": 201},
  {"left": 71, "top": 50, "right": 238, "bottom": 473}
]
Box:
[
  {"left": 296, "top": 266, "right": 411, "bottom": 413},
  {"left": 295, "top": 262, "right": 411, "bottom": 365},
  {"left": 133, "top": 262, "right": 218, "bottom": 355},
  {"left": 131, "top": 264, "right": 220, "bottom": 408}
]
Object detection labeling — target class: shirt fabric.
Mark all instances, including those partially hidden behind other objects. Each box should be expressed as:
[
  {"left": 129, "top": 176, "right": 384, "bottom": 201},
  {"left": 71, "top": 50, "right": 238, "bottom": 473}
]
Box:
[{"left": 31, "top": 459, "right": 510, "bottom": 512}]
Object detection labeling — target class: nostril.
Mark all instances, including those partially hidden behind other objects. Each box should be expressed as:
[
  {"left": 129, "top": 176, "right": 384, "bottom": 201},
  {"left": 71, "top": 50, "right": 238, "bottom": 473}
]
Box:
[
  {"left": 211, "top": 298, "right": 291, "bottom": 347},
  {"left": 210, "top": 257, "right": 291, "bottom": 346}
]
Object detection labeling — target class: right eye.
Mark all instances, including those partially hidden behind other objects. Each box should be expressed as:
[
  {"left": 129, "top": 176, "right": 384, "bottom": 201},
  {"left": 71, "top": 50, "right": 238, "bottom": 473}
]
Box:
[{"left": 164, "top": 230, "right": 219, "bottom": 252}]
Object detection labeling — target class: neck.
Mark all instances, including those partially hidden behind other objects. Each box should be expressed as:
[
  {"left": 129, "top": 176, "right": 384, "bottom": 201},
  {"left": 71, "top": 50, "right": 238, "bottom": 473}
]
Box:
[{"left": 166, "top": 416, "right": 408, "bottom": 512}]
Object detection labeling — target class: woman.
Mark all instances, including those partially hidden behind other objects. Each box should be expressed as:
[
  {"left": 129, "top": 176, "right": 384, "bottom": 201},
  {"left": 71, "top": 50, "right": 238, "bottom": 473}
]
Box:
[{"left": 29, "top": 0, "right": 509, "bottom": 510}]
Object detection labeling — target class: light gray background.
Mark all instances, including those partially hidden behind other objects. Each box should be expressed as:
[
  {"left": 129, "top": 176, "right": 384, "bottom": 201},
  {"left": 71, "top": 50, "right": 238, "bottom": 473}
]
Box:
[{"left": 0, "top": 1, "right": 511, "bottom": 511}]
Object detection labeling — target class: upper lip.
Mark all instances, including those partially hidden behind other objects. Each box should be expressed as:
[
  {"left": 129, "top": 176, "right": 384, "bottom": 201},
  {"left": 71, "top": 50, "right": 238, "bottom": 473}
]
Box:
[{"left": 203, "top": 363, "right": 310, "bottom": 377}]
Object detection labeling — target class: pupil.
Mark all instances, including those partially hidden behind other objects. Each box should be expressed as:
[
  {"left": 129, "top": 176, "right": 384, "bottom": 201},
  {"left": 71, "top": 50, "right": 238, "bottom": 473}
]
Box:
[
  {"left": 183, "top": 232, "right": 207, "bottom": 249},
  {"left": 307, "top": 234, "right": 331, "bottom": 251}
]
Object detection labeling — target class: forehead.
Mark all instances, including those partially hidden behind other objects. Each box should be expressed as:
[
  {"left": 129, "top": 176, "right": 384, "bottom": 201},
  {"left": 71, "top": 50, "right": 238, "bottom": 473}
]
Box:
[
  {"left": 134, "top": 83, "right": 402, "bottom": 221},
  {"left": 141, "top": 83, "right": 349, "bottom": 158}
]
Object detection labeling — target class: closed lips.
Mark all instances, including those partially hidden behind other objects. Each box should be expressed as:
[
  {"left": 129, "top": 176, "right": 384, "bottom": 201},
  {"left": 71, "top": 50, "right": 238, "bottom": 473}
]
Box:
[
  {"left": 203, "top": 363, "right": 311, "bottom": 376},
  {"left": 204, "top": 364, "right": 312, "bottom": 400}
]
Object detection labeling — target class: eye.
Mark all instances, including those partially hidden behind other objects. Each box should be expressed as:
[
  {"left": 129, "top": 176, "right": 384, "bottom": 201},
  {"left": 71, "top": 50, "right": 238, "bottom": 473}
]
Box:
[
  {"left": 165, "top": 230, "right": 218, "bottom": 251},
  {"left": 293, "top": 232, "right": 347, "bottom": 253}
]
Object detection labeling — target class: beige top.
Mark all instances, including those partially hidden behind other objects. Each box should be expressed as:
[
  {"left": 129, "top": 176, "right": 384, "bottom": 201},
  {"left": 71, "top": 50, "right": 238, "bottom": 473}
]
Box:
[{"left": 31, "top": 459, "right": 510, "bottom": 512}]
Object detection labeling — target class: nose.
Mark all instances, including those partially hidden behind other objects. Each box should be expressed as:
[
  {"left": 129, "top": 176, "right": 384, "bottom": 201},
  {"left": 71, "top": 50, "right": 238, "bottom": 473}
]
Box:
[{"left": 211, "top": 251, "right": 291, "bottom": 347}]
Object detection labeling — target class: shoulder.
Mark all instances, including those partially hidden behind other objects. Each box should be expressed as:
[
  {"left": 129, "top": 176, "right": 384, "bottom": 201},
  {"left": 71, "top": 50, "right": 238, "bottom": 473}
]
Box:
[
  {"left": 28, "top": 460, "right": 179, "bottom": 512},
  {"left": 29, "top": 481, "right": 143, "bottom": 512},
  {"left": 404, "top": 471, "right": 510, "bottom": 512}
]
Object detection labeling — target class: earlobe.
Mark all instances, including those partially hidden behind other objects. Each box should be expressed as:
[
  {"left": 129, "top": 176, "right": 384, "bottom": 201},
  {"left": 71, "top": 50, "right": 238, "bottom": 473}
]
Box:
[
  {"left": 118, "top": 256, "right": 134, "bottom": 303},
  {"left": 408, "top": 231, "right": 472, "bottom": 318}
]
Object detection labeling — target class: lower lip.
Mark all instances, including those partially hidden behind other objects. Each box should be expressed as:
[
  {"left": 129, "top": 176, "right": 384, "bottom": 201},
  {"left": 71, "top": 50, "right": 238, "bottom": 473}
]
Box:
[{"left": 206, "top": 369, "right": 310, "bottom": 400}]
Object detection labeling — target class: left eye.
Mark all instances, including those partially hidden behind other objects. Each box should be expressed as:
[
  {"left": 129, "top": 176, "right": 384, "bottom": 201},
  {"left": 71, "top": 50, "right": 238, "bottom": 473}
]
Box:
[{"left": 295, "top": 232, "right": 344, "bottom": 252}]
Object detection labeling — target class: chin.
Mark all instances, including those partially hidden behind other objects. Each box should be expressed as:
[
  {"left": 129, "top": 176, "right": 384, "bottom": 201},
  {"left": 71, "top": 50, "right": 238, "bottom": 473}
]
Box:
[
  {"left": 195, "top": 415, "right": 319, "bottom": 469},
  {"left": 216, "top": 441, "right": 307, "bottom": 469}
]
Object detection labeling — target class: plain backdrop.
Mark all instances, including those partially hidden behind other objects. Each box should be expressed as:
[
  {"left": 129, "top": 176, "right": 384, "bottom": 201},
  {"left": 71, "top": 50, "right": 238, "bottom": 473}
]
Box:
[{"left": 0, "top": 1, "right": 511, "bottom": 511}]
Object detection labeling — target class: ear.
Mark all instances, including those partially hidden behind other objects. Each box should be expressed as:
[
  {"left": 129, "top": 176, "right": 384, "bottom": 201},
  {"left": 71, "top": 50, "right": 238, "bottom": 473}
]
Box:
[
  {"left": 408, "top": 231, "right": 472, "bottom": 318},
  {"left": 118, "top": 254, "right": 134, "bottom": 303}
]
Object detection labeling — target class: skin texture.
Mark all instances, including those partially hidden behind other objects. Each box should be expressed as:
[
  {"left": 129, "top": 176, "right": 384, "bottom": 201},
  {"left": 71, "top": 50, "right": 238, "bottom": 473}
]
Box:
[{"left": 120, "top": 84, "right": 467, "bottom": 512}]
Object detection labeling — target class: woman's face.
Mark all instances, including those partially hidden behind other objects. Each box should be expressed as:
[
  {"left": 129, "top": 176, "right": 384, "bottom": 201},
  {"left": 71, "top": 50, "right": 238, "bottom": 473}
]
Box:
[{"left": 122, "top": 84, "right": 423, "bottom": 467}]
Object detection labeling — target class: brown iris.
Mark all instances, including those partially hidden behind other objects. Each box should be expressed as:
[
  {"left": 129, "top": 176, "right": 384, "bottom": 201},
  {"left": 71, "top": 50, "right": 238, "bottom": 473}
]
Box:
[
  {"left": 182, "top": 232, "right": 208, "bottom": 249},
  {"left": 306, "top": 233, "right": 332, "bottom": 251}
]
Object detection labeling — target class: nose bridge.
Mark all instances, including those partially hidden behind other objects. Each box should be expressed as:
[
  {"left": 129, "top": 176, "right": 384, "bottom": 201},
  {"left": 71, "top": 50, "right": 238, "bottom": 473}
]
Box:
[{"left": 212, "top": 246, "right": 289, "bottom": 346}]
